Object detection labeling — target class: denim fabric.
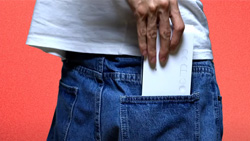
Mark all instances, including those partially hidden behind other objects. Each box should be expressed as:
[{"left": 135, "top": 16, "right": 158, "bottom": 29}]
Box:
[{"left": 47, "top": 52, "right": 223, "bottom": 141}]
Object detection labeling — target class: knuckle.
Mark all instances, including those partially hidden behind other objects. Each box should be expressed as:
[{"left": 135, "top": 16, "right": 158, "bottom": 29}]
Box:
[
  {"left": 148, "top": 14, "right": 157, "bottom": 23},
  {"left": 135, "top": 4, "right": 147, "bottom": 17},
  {"left": 158, "top": 0, "right": 169, "bottom": 8},
  {"left": 148, "top": 4, "right": 157, "bottom": 13},
  {"left": 138, "top": 28, "right": 147, "bottom": 36},
  {"left": 160, "top": 30, "right": 171, "bottom": 39},
  {"left": 170, "top": 0, "right": 178, "bottom": 5},
  {"left": 134, "top": 11, "right": 145, "bottom": 18},
  {"left": 147, "top": 30, "right": 157, "bottom": 39}
]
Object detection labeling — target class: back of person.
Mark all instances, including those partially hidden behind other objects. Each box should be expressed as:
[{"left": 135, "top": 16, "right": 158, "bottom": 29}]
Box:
[
  {"left": 26, "top": 0, "right": 213, "bottom": 60},
  {"left": 26, "top": 0, "right": 223, "bottom": 140}
]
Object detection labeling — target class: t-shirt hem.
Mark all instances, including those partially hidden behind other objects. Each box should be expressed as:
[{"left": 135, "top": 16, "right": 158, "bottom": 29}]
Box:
[{"left": 26, "top": 36, "right": 213, "bottom": 60}]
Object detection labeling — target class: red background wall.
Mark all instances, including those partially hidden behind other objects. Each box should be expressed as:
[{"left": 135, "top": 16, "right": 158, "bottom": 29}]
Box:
[{"left": 1, "top": 0, "right": 250, "bottom": 140}]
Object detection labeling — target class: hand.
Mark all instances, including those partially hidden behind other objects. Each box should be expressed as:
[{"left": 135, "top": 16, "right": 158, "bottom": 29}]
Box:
[{"left": 126, "top": 0, "right": 185, "bottom": 65}]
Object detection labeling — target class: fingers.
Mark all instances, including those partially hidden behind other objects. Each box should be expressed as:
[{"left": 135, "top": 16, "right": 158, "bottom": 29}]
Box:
[
  {"left": 158, "top": 0, "right": 171, "bottom": 64},
  {"left": 147, "top": 2, "right": 158, "bottom": 64},
  {"left": 135, "top": 3, "right": 148, "bottom": 57},
  {"left": 137, "top": 17, "right": 148, "bottom": 57},
  {"left": 128, "top": 0, "right": 184, "bottom": 66},
  {"left": 169, "top": 0, "right": 185, "bottom": 53}
]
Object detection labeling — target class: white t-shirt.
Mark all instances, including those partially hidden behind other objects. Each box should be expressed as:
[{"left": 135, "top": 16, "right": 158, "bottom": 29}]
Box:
[{"left": 26, "top": 0, "right": 213, "bottom": 60}]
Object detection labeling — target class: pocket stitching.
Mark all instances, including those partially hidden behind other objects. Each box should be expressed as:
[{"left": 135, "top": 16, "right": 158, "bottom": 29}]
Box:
[
  {"left": 58, "top": 80, "right": 79, "bottom": 141},
  {"left": 120, "top": 104, "right": 129, "bottom": 140},
  {"left": 59, "top": 80, "right": 78, "bottom": 95},
  {"left": 120, "top": 92, "right": 200, "bottom": 104},
  {"left": 120, "top": 93, "right": 201, "bottom": 140}
]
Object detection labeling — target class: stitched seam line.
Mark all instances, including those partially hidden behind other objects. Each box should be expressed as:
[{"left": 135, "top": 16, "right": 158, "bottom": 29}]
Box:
[
  {"left": 63, "top": 90, "right": 78, "bottom": 141},
  {"left": 104, "top": 72, "right": 141, "bottom": 84},
  {"left": 120, "top": 102, "right": 129, "bottom": 140},
  {"left": 73, "top": 65, "right": 102, "bottom": 80}
]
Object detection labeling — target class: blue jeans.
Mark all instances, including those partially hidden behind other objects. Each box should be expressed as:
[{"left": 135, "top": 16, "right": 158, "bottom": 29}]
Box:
[{"left": 47, "top": 51, "right": 223, "bottom": 141}]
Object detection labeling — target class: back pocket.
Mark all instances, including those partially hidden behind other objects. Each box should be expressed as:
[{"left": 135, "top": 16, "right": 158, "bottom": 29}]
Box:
[
  {"left": 48, "top": 80, "right": 78, "bottom": 141},
  {"left": 120, "top": 93, "right": 200, "bottom": 141}
]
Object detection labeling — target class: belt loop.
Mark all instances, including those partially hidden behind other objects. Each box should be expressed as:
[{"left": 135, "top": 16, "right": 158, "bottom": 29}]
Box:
[{"left": 99, "top": 57, "right": 105, "bottom": 73}]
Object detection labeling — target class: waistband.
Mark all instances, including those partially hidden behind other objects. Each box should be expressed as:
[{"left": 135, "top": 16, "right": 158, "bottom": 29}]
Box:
[{"left": 64, "top": 51, "right": 214, "bottom": 76}]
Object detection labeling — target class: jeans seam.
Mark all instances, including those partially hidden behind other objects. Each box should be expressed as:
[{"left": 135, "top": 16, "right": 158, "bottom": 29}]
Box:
[
  {"left": 210, "top": 69, "right": 223, "bottom": 141},
  {"left": 219, "top": 100, "right": 223, "bottom": 140},
  {"left": 103, "top": 72, "right": 141, "bottom": 84},
  {"left": 99, "top": 57, "right": 104, "bottom": 73},
  {"left": 73, "top": 65, "right": 102, "bottom": 80},
  {"left": 216, "top": 102, "right": 220, "bottom": 140},
  {"left": 94, "top": 84, "right": 103, "bottom": 141},
  {"left": 120, "top": 92, "right": 200, "bottom": 103},
  {"left": 195, "top": 101, "right": 201, "bottom": 141},
  {"left": 120, "top": 102, "right": 129, "bottom": 140},
  {"left": 63, "top": 90, "right": 78, "bottom": 141},
  {"left": 95, "top": 58, "right": 104, "bottom": 141},
  {"left": 213, "top": 71, "right": 223, "bottom": 140}
]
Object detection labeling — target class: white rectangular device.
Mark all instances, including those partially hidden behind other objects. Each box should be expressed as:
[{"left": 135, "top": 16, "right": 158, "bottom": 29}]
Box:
[{"left": 142, "top": 25, "right": 194, "bottom": 96}]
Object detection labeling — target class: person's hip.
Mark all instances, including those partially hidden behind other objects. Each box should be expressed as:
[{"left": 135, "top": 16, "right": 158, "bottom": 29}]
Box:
[{"left": 52, "top": 51, "right": 223, "bottom": 140}]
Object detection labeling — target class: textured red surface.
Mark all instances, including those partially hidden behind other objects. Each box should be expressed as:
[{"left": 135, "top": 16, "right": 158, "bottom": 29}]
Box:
[{"left": 0, "top": 0, "right": 250, "bottom": 140}]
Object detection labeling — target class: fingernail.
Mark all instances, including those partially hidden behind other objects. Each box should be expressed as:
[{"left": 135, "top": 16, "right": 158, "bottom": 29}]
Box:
[
  {"left": 150, "top": 57, "right": 156, "bottom": 64},
  {"left": 160, "top": 56, "right": 168, "bottom": 67},
  {"left": 170, "top": 46, "right": 176, "bottom": 54},
  {"left": 160, "top": 56, "right": 166, "bottom": 62}
]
